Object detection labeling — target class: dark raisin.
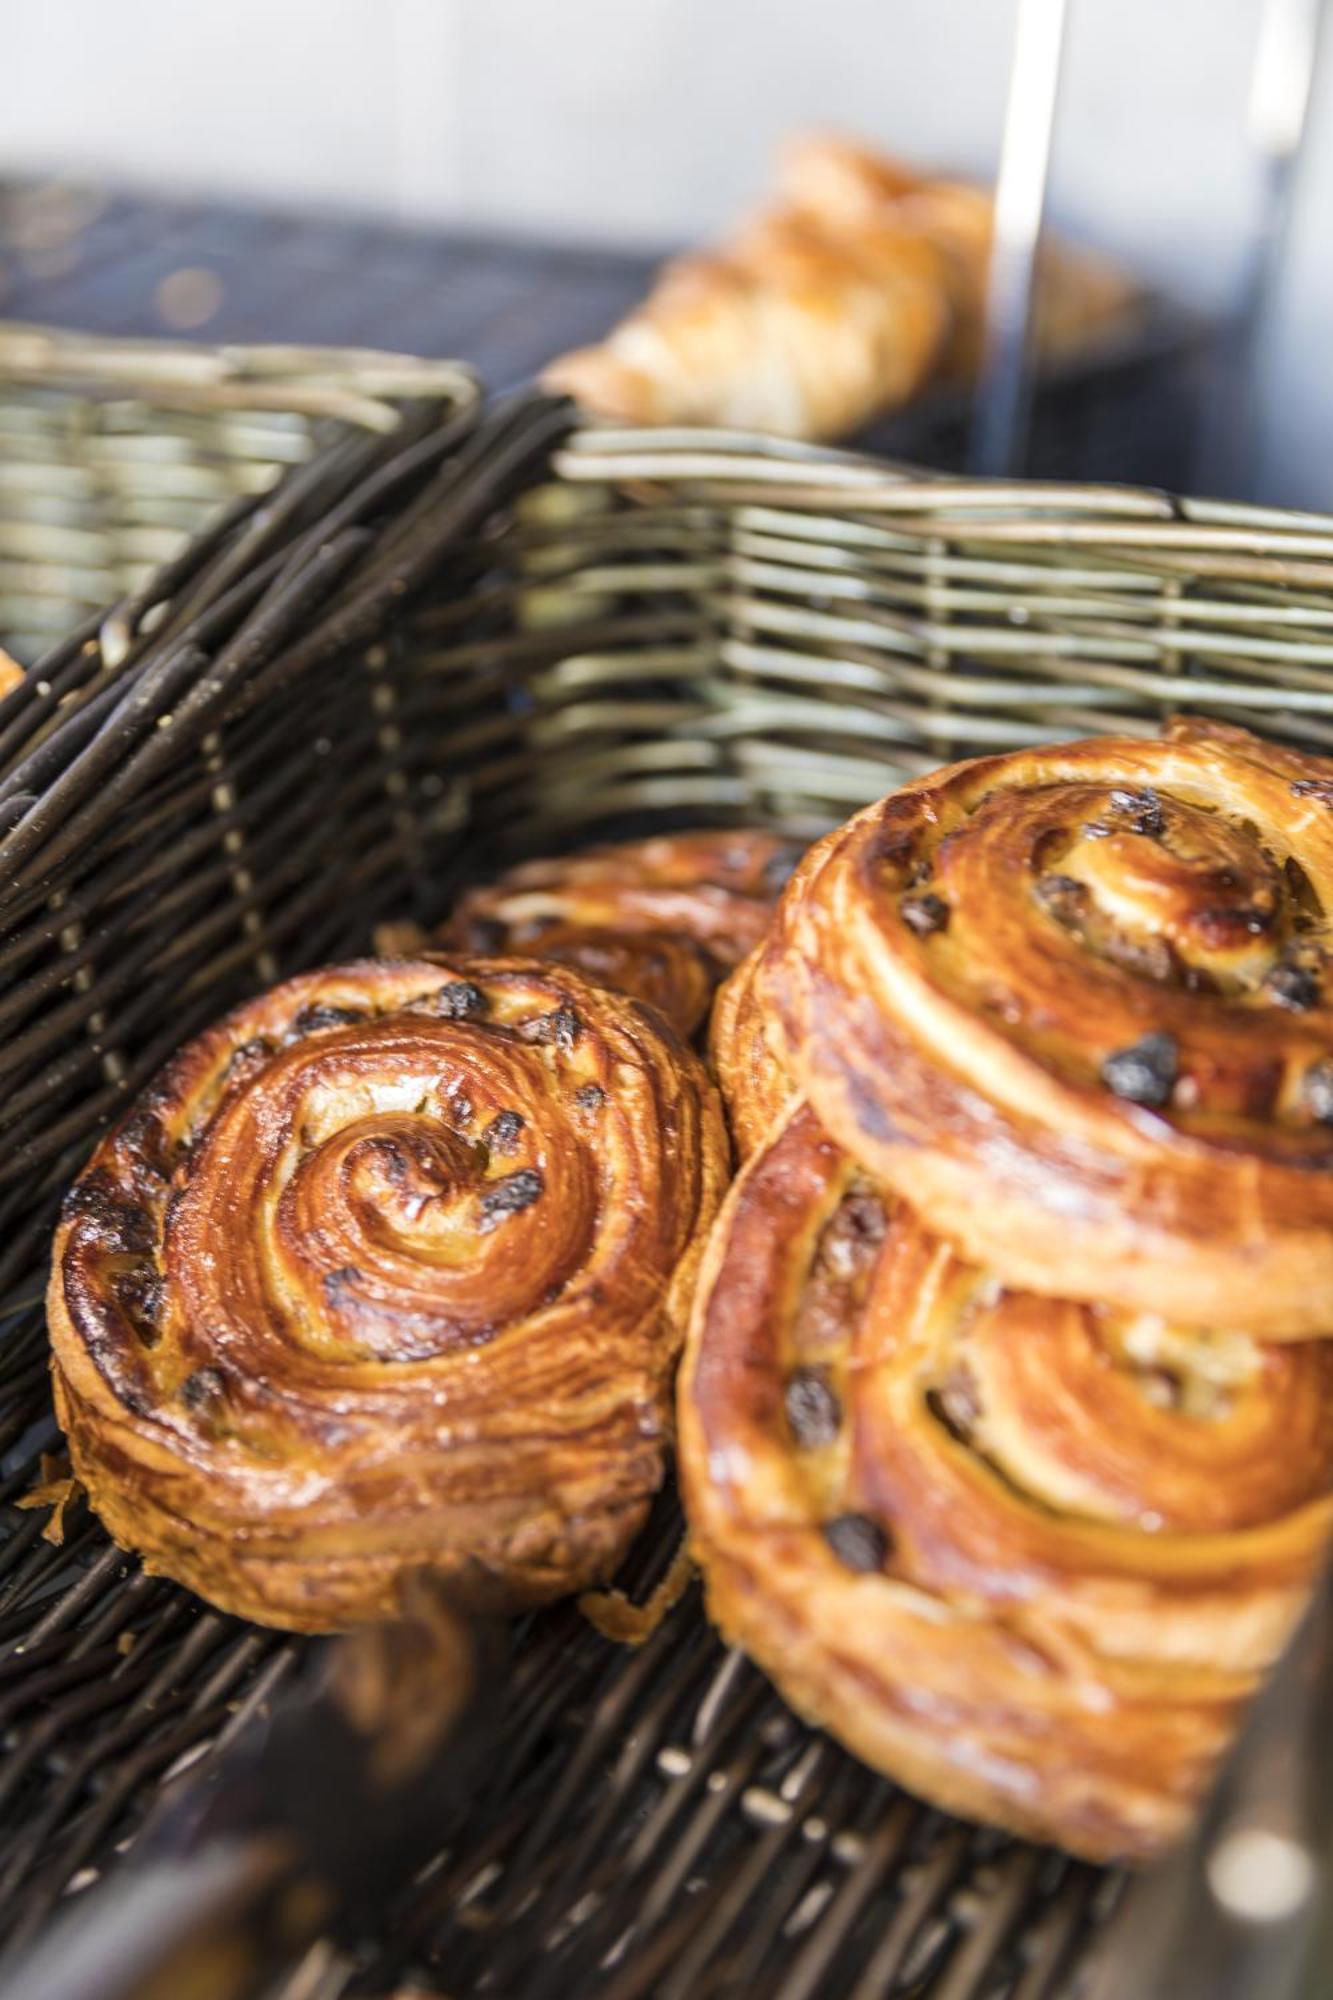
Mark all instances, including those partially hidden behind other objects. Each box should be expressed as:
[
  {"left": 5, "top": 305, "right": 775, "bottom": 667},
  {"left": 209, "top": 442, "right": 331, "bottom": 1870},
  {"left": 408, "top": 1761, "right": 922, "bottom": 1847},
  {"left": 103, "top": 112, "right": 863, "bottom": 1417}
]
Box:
[
  {"left": 61, "top": 1174, "right": 155, "bottom": 1253},
  {"left": 478, "top": 1168, "right": 544, "bottom": 1231},
  {"left": 113, "top": 1264, "right": 164, "bottom": 1344},
  {"left": 575, "top": 1082, "right": 606, "bottom": 1111},
  {"left": 121, "top": 1110, "right": 172, "bottom": 1183},
  {"left": 289, "top": 1004, "right": 367, "bottom": 1037},
  {"left": 1108, "top": 786, "right": 1166, "bottom": 837},
  {"left": 433, "top": 981, "right": 488, "bottom": 1021},
  {"left": 181, "top": 1366, "right": 226, "bottom": 1411},
  {"left": 842, "top": 1191, "right": 888, "bottom": 1245},
  {"left": 1266, "top": 961, "right": 1321, "bottom": 1011},
  {"left": 762, "top": 847, "right": 802, "bottom": 892},
  {"left": 900, "top": 892, "right": 949, "bottom": 937},
  {"left": 1033, "top": 873, "right": 1089, "bottom": 922},
  {"left": 449, "top": 1093, "right": 475, "bottom": 1127},
  {"left": 928, "top": 1365, "right": 982, "bottom": 1443},
  {"left": 1100, "top": 1032, "right": 1178, "bottom": 1108},
  {"left": 482, "top": 1110, "right": 524, "bottom": 1155},
  {"left": 1304, "top": 1060, "right": 1333, "bottom": 1125},
  {"left": 1291, "top": 778, "right": 1333, "bottom": 806},
  {"left": 520, "top": 1006, "right": 581, "bottom": 1051},
  {"left": 821, "top": 1513, "right": 890, "bottom": 1573},
  {"left": 323, "top": 1265, "right": 362, "bottom": 1304},
  {"left": 785, "top": 1367, "right": 842, "bottom": 1448}
]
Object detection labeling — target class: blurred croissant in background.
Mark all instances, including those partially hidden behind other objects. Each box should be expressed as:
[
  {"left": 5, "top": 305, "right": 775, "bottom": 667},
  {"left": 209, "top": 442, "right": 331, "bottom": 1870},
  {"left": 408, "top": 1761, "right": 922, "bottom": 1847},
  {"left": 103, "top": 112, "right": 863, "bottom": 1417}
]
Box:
[{"left": 544, "top": 132, "right": 1134, "bottom": 441}]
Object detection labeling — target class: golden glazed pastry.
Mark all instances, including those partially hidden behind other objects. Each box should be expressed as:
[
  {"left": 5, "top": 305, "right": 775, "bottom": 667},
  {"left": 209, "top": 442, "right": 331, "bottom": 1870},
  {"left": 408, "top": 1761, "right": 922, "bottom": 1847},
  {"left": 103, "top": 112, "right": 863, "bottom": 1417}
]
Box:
[
  {"left": 679, "top": 1100, "right": 1333, "bottom": 1859},
  {"left": 708, "top": 944, "right": 792, "bottom": 1161},
  {"left": 543, "top": 203, "right": 951, "bottom": 439},
  {"left": 439, "top": 829, "right": 805, "bottom": 1038},
  {"left": 49, "top": 958, "right": 728, "bottom": 1631},
  {"left": 545, "top": 133, "right": 1131, "bottom": 441},
  {"left": 757, "top": 717, "right": 1333, "bottom": 1336},
  {"left": 779, "top": 132, "right": 1133, "bottom": 380}
]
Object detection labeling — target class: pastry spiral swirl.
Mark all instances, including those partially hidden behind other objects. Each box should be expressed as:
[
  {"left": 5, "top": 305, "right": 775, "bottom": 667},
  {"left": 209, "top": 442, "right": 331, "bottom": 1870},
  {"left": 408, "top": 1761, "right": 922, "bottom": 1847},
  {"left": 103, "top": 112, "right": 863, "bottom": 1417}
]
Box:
[
  {"left": 49, "top": 958, "right": 728, "bottom": 1631},
  {"left": 441, "top": 830, "right": 803, "bottom": 1037},
  {"left": 758, "top": 717, "right": 1333, "bottom": 1334},
  {"left": 679, "top": 1101, "right": 1333, "bottom": 1858}
]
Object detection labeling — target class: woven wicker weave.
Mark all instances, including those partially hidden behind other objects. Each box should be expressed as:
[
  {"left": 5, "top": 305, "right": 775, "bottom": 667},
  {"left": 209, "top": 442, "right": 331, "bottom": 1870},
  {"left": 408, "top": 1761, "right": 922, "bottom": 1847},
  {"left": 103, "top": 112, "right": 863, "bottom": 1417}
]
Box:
[
  {"left": 2, "top": 376, "right": 1332, "bottom": 1997},
  {"left": 0, "top": 320, "right": 479, "bottom": 662}
]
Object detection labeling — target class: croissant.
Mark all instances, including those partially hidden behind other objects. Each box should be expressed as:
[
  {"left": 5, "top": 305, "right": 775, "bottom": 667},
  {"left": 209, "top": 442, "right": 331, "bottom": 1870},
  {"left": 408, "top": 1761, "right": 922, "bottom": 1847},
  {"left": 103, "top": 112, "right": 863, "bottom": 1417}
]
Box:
[
  {"left": 756, "top": 716, "right": 1333, "bottom": 1337},
  {"left": 436, "top": 829, "right": 804, "bottom": 1038},
  {"left": 679, "top": 1099, "right": 1333, "bottom": 1859},
  {"left": 779, "top": 132, "right": 1134, "bottom": 379},
  {"left": 48, "top": 957, "right": 728, "bottom": 1631},
  {"left": 545, "top": 132, "right": 1131, "bottom": 440},
  {"left": 543, "top": 202, "right": 951, "bottom": 440}
]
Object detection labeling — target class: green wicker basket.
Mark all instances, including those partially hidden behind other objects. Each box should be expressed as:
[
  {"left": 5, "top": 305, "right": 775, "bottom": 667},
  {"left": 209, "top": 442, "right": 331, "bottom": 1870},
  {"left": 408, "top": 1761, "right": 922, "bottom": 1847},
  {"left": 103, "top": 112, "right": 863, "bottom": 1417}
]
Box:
[{"left": 0, "top": 320, "right": 478, "bottom": 661}]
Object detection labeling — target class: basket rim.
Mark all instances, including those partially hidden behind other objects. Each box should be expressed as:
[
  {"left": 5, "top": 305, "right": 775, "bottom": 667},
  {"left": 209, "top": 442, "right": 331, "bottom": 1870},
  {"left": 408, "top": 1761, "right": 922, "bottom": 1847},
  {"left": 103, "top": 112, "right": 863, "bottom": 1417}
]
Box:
[{"left": 0, "top": 319, "right": 482, "bottom": 435}]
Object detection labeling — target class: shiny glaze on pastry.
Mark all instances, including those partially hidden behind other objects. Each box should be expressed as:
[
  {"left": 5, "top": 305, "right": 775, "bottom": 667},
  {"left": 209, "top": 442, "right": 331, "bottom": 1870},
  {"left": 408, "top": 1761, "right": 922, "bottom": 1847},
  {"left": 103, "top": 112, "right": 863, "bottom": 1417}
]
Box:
[
  {"left": 779, "top": 132, "right": 1132, "bottom": 379},
  {"left": 442, "top": 829, "right": 804, "bottom": 1037},
  {"left": 545, "top": 133, "right": 1129, "bottom": 441},
  {"left": 679, "top": 1100, "right": 1333, "bottom": 1858},
  {"left": 709, "top": 945, "right": 792, "bottom": 1161},
  {"left": 49, "top": 958, "right": 728, "bottom": 1631},
  {"left": 758, "top": 718, "right": 1333, "bottom": 1335},
  {"left": 543, "top": 203, "right": 950, "bottom": 439}
]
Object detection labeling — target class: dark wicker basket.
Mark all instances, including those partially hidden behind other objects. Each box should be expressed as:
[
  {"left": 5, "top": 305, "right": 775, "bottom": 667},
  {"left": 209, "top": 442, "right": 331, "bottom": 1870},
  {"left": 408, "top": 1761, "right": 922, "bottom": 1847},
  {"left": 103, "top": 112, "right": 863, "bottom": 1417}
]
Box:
[{"left": 4, "top": 383, "right": 1333, "bottom": 1998}]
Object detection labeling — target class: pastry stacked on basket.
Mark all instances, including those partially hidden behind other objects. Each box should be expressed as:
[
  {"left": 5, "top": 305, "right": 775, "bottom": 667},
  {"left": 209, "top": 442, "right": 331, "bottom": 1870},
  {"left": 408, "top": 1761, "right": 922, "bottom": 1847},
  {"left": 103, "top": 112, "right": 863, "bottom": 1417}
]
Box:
[
  {"left": 45, "top": 720, "right": 1333, "bottom": 1864},
  {"left": 685, "top": 715, "right": 1333, "bottom": 1860}
]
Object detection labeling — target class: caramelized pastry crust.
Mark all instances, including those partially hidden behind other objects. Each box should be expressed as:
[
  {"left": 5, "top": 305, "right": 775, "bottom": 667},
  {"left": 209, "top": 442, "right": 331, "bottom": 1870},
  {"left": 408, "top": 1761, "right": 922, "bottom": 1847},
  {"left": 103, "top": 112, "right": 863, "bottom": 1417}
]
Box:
[
  {"left": 544, "top": 205, "right": 950, "bottom": 438},
  {"left": 779, "top": 133, "right": 1133, "bottom": 379},
  {"left": 680, "top": 1102, "right": 1333, "bottom": 1858},
  {"left": 49, "top": 958, "right": 728, "bottom": 1631},
  {"left": 709, "top": 945, "right": 792, "bottom": 1161},
  {"left": 442, "top": 829, "right": 804, "bottom": 1037},
  {"left": 545, "top": 133, "right": 1130, "bottom": 440},
  {"left": 758, "top": 717, "right": 1333, "bottom": 1335}
]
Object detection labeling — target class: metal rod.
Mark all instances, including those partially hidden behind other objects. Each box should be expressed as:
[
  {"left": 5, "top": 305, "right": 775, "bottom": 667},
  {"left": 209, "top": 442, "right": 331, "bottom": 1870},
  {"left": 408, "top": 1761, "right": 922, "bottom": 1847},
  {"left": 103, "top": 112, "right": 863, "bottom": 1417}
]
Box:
[{"left": 969, "top": 0, "right": 1070, "bottom": 477}]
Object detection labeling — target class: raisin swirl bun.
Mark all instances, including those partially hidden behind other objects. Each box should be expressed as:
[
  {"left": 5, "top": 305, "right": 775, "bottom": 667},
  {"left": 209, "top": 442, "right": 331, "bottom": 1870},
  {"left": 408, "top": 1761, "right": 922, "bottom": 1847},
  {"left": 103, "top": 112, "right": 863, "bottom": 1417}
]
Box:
[
  {"left": 679, "top": 1101, "right": 1333, "bottom": 1858},
  {"left": 49, "top": 958, "right": 728, "bottom": 1631},
  {"left": 758, "top": 717, "right": 1333, "bottom": 1335},
  {"left": 440, "top": 829, "right": 805, "bottom": 1037}
]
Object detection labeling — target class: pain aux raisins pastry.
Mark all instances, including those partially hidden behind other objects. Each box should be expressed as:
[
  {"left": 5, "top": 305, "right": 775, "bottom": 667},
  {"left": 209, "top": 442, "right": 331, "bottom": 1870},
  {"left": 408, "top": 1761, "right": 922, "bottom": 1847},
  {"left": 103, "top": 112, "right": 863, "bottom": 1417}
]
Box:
[
  {"left": 685, "top": 715, "right": 1333, "bottom": 1858},
  {"left": 757, "top": 716, "right": 1333, "bottom": 1336},
  {"left": 432, "top": 829, "right": 805, "bottom": 1039},
  {"left": 679, "top": 1102, "right": 1333, "bottom": 1859},
  {"left": 48, "top": 958, "right": 728, "bottom": 1631}
]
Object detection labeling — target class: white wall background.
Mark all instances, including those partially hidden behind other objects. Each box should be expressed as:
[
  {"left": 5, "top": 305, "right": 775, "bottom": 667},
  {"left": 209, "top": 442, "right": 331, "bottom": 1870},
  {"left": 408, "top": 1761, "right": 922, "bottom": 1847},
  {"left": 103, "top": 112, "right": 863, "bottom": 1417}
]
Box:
[{"left": 1, "top": 0, "right": 1330, "bottom": 505}]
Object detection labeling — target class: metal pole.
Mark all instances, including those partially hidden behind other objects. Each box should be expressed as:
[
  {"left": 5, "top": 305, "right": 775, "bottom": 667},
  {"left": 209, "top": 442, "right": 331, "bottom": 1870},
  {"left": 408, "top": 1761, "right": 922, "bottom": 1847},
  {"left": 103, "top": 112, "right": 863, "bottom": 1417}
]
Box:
[{"left": 968, "top": 0, "right": 1069, "bottom": 477}]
